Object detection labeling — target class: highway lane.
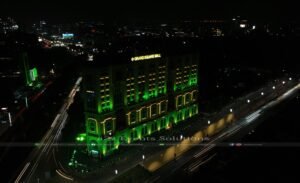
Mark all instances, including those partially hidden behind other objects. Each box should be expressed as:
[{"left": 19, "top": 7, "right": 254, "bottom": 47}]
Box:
[
  {"left": 14, "top": 77, "right": 82, "bottom": 183},
  {"left": 145, "top": 81, "right": 300, "bottom": 183}
]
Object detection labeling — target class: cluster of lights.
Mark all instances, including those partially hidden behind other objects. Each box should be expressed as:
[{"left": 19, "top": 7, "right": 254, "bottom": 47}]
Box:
[{"left": 131, "top": 54, "right": 161, "bottom": 62}]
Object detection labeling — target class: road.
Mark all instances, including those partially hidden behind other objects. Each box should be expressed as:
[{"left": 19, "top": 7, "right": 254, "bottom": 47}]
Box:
[
  {"left": 14, "top": 77, "right": 82, "bottom": 183},
  {"left": 145, "top": 81, "right": 300, "bottom": 183}
]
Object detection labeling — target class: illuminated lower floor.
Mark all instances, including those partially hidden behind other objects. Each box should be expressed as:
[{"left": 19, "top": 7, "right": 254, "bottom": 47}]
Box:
[{"left": 86, "top": 104, "right": 199, "bottom": 157}]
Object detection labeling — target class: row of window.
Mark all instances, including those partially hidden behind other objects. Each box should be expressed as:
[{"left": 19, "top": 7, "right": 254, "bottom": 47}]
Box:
[
  {"left": 87, "top": 117, "right": 115, "bottom": 136},
  {"left": 126, "top": 100, "right": 168, "bottom": 125},
  {"left": 87, "top": 104, "right": 199, "bottom": 156},
  {"left": 175, "top": 90, "right": 197, "bottom": 109}
]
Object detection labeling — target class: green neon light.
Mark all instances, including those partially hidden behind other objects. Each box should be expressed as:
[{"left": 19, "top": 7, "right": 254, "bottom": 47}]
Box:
[
  {"left": 142, "top": 93, "right": 149, "bottom": 100},
  {"left": 76, "top": 133, "right": 86, "bottom": 142}
]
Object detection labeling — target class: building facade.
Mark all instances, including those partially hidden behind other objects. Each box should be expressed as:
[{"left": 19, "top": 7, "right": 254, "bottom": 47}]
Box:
[{"left": 82, "top": 53, "right": 199, "bottom": 157}]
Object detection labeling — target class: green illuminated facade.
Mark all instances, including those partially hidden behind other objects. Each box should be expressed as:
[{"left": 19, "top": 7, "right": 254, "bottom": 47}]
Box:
[
  {"left": 82, "top": 53, "right": 199, "bottom": 157},
  {"left": 22, "top": 52, "right": 40, "bottom": 88}
]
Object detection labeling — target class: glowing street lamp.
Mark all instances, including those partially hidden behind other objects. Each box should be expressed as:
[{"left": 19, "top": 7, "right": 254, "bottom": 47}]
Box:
[
  {"left": 208, "top": 120, "right": 211, "bottom": 125},
  {"left": 261, "top": 92, "right": 264, "bottom": 96},
  {"left": 272, "top": 86, "right": 276, "bottom": 90},
  {"left": 247, "top": 99, "right": 251, "bottom": 103}
]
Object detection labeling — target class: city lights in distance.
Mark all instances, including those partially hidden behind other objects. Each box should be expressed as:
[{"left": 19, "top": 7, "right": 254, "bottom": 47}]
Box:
[
  {"left": 131, "top": 54, "right": 161, "bottom": 62},
  {"left": 62, "top": 33, "right": 74, "bottom": 39}
]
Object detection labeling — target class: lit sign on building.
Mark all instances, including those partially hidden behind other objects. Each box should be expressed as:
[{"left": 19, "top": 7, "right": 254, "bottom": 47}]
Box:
[
  {"left": 62, "top": 33, "right": 74, "bottom": 39},
  {"left": 131, "top": 54, "right": 161, "bottom": 62},
  {"left": 29, "top": 68, "right": 38, "bottom": 82}
]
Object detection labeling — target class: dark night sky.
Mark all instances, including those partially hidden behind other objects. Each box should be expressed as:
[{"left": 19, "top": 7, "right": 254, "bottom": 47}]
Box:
[{"left": 0, "top": 0, "right": 299, "bottom": 24}]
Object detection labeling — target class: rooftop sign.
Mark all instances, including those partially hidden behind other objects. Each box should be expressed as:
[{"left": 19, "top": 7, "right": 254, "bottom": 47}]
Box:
[{"left": 131, "top": 54, "right": 161, "bottom": 62}]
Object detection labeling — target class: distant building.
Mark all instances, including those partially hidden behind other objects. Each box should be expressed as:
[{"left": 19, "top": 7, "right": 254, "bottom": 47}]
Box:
[
  {"left": 0, "top": 17, "right": 19, "bottom": 34},
  {"left": 82, "top": 53, "right": 199, "bottom": 157}
]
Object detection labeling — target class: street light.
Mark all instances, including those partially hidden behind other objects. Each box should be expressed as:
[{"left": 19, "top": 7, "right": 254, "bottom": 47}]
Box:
[
  {"left": 282, "top": 81, "right": 286, "bottom": 85},
  {"left": 230, "top": 108, "right": 233, "bottom": 113},
  {"left": 180, "top": 135, "right": 183, "bottom": 140},
  {"left": 208, "top": 120, "right": 211, "bottom": 125},
  {"left": 142, "top": 155, "right": 145, "bottom": 160},
  {"left": 272, "top": 86, "right": 276, "bottom": 90},
  {"left": 247, "top": 99, "right": 251, "bottom": 103},
  {"left": 115, "top": 169, "right": 118, "bottom": 175},
  {"left": 261, "top": 92, "right": 264, "bottom": 96},
  {"left": 289, "top": 77, "right": 292, "bottom": 81}
]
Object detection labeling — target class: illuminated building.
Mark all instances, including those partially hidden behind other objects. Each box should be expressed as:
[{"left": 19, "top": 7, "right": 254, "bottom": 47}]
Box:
[
  {"left": 82, "top": 53, "right": 199, "bottom": 157},
  {"left": 21, "top": 53, "right": 40, "bottom": 88}
]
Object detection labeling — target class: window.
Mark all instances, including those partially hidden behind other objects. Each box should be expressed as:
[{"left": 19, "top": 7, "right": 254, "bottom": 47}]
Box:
[
  {"left": 106, "top": 140, "right": 114, "bottom": 151},
  {"left": 141, "top": 126, "right": 147, "bottom": 136},
  {"left": 151, "top": 122, "right": 157, "bottom": 132},
  {"left": 86, "top": 92, "right": 97, "bottom": 110},
  {"left": 161, "top": 118, "right": 166, "bottom": 128},
  {"left": 192, "top": 91, "right": 197, "bottom": 101},
  {"left": 151, "top": 104, "right": 157, "bottom": 117},
  {"left": 119, "top": 136, "right": 126, "bottom": 144},
  {"left": 87, "top": 118, "right": 97, "bottom": 133},
  {"left": 185, "top": 93, "right": 191, "bottom": 104},
  {"left": 160, "top": 101, "right": 167, "bottom": 113},
  {"left": 141, "top": 107, "right": 148, "bottom": 120},
  {"left": 104, "top": 118, "right": 113, "bottom": 134},
  {"left": 177, "top": 111, "right": 183, "bottom": 121},
  {"left": 130, "top": 111, "right": 137, "bottom": 124},
  {"left": 177, "top": 96, "right": 183, "bottom": 107},
  {"left": 131, "top": 130, "right": 138, "bottom": 140},
  {"left": 130, "top": 131, "right": 134, "bottom": 140},
  {"left": 185, "top": 110, "right": 190, "bottom": 118}
]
